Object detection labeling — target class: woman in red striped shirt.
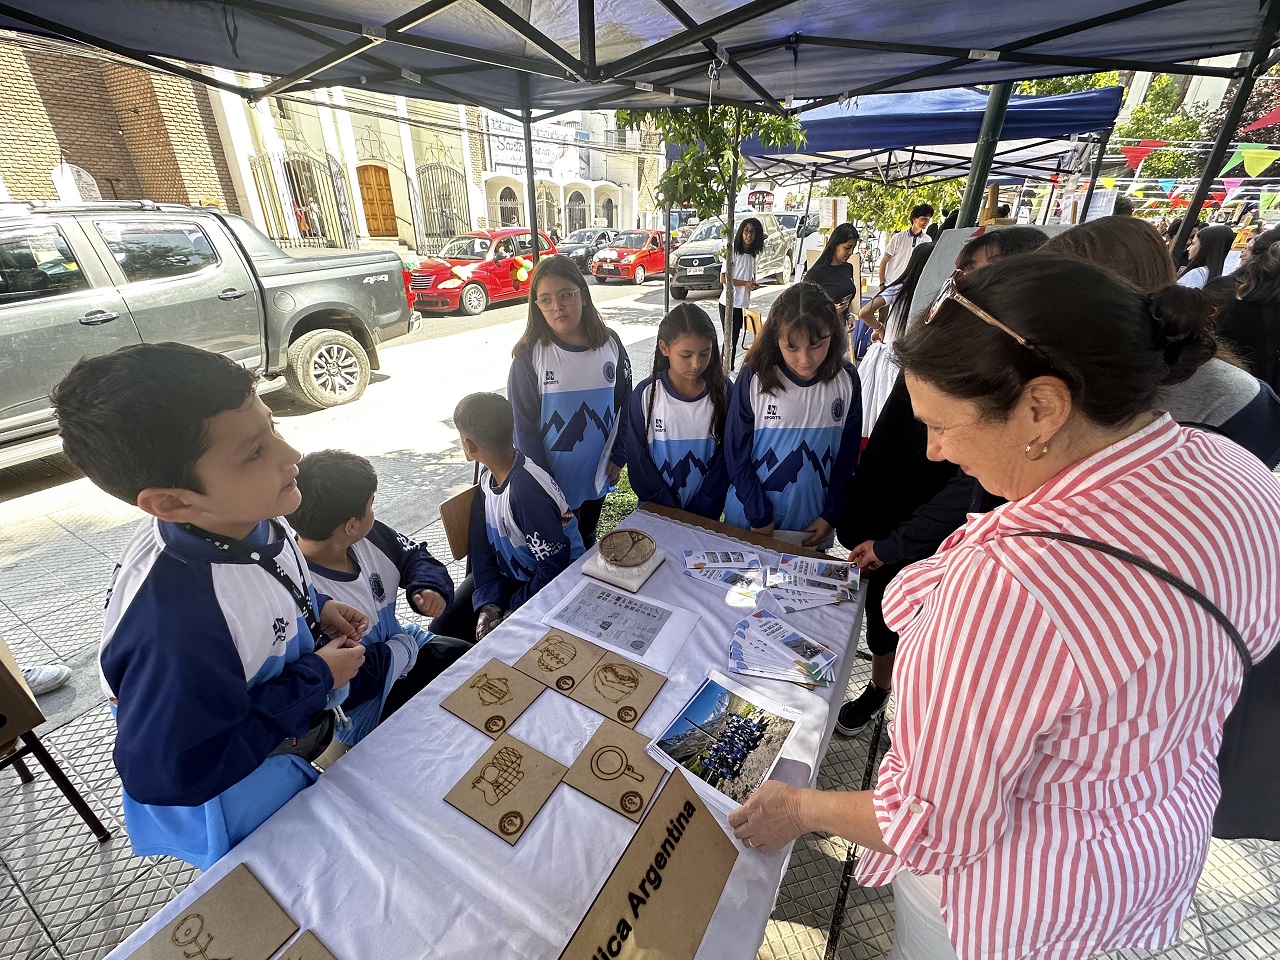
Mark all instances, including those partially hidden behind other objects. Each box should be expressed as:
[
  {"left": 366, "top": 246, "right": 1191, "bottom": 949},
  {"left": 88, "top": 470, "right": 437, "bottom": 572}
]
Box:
[{"left": 729, "top": 256, "right": 1280, "bottom": 960}]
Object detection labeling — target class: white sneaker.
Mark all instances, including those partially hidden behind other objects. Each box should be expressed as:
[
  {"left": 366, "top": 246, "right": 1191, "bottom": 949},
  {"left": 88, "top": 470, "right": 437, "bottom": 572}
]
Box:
[{"left": 21, "top": 664, "right": 72, "bottom": 696}]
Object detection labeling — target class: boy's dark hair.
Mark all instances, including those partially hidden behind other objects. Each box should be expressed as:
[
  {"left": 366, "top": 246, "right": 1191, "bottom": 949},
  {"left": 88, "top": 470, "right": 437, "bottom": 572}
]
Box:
[
  {"left": 455, "top": 392, "right": 515, "bottom": 453},
  {"left": 910, "top": 203, "right": 935, "bottom": 221},
  {"left": 51, "top": 342, "right": 256, "bottom": 504},
  {"left": 289, "top": 450, "right": 378, "bottom": 540}
]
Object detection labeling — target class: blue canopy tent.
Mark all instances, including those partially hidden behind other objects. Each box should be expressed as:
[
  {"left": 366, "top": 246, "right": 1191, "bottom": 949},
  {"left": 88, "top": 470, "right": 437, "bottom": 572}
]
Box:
[{"left": 738, "top": 86, "right": 1125, "bottom": 186}]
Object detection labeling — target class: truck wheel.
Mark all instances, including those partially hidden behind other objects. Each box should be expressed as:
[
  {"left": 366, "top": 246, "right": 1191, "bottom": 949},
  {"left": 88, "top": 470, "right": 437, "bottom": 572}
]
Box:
[
  {"left": 772, "top": 249, "right": 792, "bottom": 283},
  {"left": 285, "top": 329, "right": 370, "bottom": 408},
  {"left": 459, "top": 283, "right": 488, "bottom": 316},
  {"left": 671, "top": 286, "right": 688, "bottom": 300},
  {"left": 633, "top": 266, "right": 646, "bottom": 286}
]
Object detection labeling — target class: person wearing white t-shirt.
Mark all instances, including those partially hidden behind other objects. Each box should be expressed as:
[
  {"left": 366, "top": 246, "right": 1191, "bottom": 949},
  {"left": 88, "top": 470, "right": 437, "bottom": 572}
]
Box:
[
  {"left": 879, "top": 203, "right": 935, "bottom": 287},
  {"left": 719, "top": 217, "right": 764, "bottom": 368}
]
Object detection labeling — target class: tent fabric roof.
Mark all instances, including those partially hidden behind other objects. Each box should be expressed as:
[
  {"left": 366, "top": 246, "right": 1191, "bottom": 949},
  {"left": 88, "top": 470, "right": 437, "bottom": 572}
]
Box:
[
  {"left": 0, "top": 1, "right": 1271, "bottom": 115},
  {"left": 736, "top": 86, "right": 1123, "bottom": 185}
]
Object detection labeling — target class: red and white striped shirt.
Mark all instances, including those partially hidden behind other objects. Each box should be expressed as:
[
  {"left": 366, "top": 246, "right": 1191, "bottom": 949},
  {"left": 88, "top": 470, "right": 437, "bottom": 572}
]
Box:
[{"left": 856, "top": 416, "right": 1280, "bottom": 960}]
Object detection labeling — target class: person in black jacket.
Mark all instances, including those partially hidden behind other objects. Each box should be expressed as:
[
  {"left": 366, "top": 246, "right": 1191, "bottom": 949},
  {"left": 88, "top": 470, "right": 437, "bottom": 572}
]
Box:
[{"left": 834, "top": 375, "right": 998, "bottom": 735}]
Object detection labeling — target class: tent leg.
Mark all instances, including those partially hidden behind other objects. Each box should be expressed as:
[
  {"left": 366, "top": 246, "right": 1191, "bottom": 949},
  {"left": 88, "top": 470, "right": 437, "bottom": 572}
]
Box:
[
  {"left": 664, "top": 202, "right": 672, "bottom": 315},
  {"left": 797, "top": 165, "right": 817, "bottom": 280},
  {"left": 519, "top": 74, "right": 541, "bottom": 263},
  {"left": 1078, "top": 126, "right": 1113, "bottom": 224},
  {"left": 724, "top": 108, "right": 742, "bottom": 374},
  {"left": 957, "top": 82, "right": 1013, "bottom": 228},
  {"left": 1172, "top": 4, "right": 1280, "bottom": 258}
]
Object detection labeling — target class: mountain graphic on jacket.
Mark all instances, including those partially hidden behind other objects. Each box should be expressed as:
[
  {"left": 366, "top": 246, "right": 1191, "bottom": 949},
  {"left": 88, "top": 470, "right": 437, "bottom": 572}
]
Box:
[{"left": 542, "top": 401, "right": 615, "bottom": 453}]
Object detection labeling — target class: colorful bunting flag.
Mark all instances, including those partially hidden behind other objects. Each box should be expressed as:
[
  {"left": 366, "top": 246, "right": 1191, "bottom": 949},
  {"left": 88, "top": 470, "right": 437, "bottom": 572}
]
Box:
[
  {"left": 1223, "top": 177, "right": 1245, "bottom": 194},
  {"left": 1243, "top": 106, "right": 1280, "bottom": 133},
  {"left": 1100, "top": 176, "right": 1116, "bottom": 190},
  {"left": 1120, "top": 140, "right": 1167, "bottom": 169},
  {"left": 1242, "top": 147, "right": 1277, "bottom": 178},
  {"left": 1261, "top": 192, "right": 1279, "bottom": 215},
  {"left": 1158, "top": 178, "right": 1176, "bottom": 195}
]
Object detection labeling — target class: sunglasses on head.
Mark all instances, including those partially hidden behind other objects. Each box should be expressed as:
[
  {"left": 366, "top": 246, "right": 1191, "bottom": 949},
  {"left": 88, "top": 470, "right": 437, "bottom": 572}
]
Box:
[{"left": 925, "top": 275, "right": 1037, "bottom": 353}]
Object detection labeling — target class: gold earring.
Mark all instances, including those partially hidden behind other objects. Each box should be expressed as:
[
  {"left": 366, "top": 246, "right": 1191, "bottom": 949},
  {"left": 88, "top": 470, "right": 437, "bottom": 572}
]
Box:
[{"left": 1025, "top": 440, "right": 1050, "bottom": 462}]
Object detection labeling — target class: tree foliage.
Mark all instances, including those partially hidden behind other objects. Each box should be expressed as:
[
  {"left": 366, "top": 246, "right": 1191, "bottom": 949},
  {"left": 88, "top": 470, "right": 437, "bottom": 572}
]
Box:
[
  {"left": 1015, "top": 72, "right": 1120, "bottom": 96},
  {"left": 1115, "top": 74, "right": 1210, "bottom": 179},
  {"left": 824, "top": 178, "right": 964, "bottom": 236},
  {"left": 1204, "top": 69, "right": 1280, "bottom": 147},
  {"left": 616, "top": 106, "right": 804, "bottom": 219}
]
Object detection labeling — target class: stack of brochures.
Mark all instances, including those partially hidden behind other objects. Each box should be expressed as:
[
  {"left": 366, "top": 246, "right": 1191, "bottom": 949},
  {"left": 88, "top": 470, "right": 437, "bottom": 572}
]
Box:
[
  {"left": 681, "top": 549, "right": 767, "bottom": 602},
  {"left": 728, "top": 610, "right": 837, "bottom": 687},
  {"left": 762, "top": 554, "right": 859, "bottom": 613}
]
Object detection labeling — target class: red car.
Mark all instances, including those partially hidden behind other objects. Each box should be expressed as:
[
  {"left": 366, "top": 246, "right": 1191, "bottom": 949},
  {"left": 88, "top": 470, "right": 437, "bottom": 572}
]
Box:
[
  {"left": 409, "top": 228, "right": 556, "bottom": 315},
  {"left": 591, "top": 229, "right": 667, "bottom": 285}
]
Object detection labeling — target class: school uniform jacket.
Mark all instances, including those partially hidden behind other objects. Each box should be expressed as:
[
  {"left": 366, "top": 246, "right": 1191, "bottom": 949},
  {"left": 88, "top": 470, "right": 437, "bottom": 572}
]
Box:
[
  {"left": 470, "top": 453, "right": 585, "bottom": 611},
  {"left": 508, "top": 330, "right": 632, "bottom": 509},
  {"left": 624, "top": 371, "right": 728, "bottom": 518},
  {"left": 723, "top": 361, "right": 862, "bottom": 532},
  {"left": 99, "top": 518, "right": 390, "bottom": 869}
]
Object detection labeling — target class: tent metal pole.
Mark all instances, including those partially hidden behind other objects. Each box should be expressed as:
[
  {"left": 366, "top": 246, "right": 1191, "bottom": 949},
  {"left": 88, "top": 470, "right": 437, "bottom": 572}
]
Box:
[
  {"left": 1172, "top": 3, "right": 1280, "bottom": 259},
  {"left": 957, "top": 82, "right": 1013, "bottom": 228},
  {"left": 724, "top": 107, "right": 743, "bottom": 373},
  {"left": 519, "top": 74, "right": 541, "bottom": 263},
  {"left": 1078, "top": 126, "right": 1113, "bottom": 224},
  {"left": 796, "top": 165, "right": 817, "bottom": 279},
  {"left": 664, "top": 203, "right": 672, "bottom": 314}
]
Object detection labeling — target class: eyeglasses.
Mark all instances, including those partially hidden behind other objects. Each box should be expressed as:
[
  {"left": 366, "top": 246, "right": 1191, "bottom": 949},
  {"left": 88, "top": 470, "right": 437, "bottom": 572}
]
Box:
[
  {"left": 534, "top": 288, "right": 581, "bottom": 310},
  {"left": 925, "top": 275, "right": 1037, "bottom": 352}
]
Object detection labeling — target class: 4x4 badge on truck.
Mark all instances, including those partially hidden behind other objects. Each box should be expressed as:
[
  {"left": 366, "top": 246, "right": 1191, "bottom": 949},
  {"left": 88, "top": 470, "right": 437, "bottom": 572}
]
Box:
[{"left": 362, "top": 274, "right": 389, "bottom": 283}]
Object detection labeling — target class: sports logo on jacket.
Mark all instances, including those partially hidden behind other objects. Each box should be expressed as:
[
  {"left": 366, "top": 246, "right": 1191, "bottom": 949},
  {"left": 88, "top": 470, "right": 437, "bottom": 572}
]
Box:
[
  {"left": 765, "top": 403, "right": 780, "bottom": 421},
  {"left": 272, "top": 617, "right": 288, "bottom": 645},
  {"left": 370, "top": 573, "right": 386, "bottom": 604},
  {"left": 603, "top": 360, "right": 616, "bottom": 383},
  {"left": 544, "top": 369, "right": 558, "bottom": 385},
  {"left": 654, "top": 417, "right": 664, "bottom": 432},
  {"left": 832, "top": 397, "right": 845, "bottom": 421}
]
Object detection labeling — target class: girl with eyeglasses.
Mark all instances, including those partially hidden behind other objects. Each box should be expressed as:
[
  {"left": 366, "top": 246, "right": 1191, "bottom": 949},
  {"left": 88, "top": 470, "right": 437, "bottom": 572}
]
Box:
[
  {"left": 624, "top": 303, "right": 730, "bottom": 518},
  {"left": 723, "top": 283, "right": 861, "bottom": 548},
  {"left": 508, "top": 256, "right": 632, "bottom": 546}
]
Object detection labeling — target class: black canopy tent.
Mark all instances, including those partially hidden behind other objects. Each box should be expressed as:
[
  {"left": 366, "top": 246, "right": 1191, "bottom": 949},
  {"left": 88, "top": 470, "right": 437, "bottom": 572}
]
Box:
[{"left": 0, "top": 0, "right": 1274, "bottom": 256}]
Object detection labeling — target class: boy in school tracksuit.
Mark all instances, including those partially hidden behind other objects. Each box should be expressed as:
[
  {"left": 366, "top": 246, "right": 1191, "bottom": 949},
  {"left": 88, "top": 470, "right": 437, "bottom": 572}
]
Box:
[
  {"left": 53, "top": 343, "right": 382, "bottom": 870},
  {"left": 289, "top": 450, "right": 472, "bottom": 729},
  {"left": 453, "top": 392, "right": 584, "bottom": 641}
]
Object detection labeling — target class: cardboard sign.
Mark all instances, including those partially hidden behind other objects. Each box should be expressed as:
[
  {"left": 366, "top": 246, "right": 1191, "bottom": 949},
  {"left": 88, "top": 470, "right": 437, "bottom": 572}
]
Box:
[
  {"left": 441, "top": 659, "right": 545, "bottom": 738},
  {"left": 558, "top": 770, "right": 738, "bottom": 960},
  {"left": 569, "top": 653, "right": 666, "bottom": 728},
  {"left": 278, "top": 930, "right": 339, "bottom": 960},
  {"left": 514, "top": 629, "right": 607, "bottom": 694},
  {"left": 444, "top": 733, "right": 567, "bottom": 845},
  {"left": 564, "top": 719, "right": 668, "bottom": 822},
  {"left": 132, "top": 864, "right": 296, "bottom": 960}
]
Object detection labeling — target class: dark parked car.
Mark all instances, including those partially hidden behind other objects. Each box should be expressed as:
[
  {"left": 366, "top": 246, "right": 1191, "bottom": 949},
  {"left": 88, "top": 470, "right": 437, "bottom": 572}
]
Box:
[{"left": 557, "top": 228, "right": 618, "bottom": 274}]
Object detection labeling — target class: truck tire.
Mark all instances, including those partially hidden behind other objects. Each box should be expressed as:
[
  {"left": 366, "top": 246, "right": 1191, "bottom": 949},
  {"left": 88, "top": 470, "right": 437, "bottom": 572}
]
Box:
[
  {"left": 459, "top": 282, "right": 488, "bottom": 316},
  {"left": 671, "top": 286, "right": 688, "bottom": 300},
  {"left": 285, "top": 329, "right": 370, "bottom": 408},
  {"left": 772, "top": 248, "right": 792, "bottom": 283}
]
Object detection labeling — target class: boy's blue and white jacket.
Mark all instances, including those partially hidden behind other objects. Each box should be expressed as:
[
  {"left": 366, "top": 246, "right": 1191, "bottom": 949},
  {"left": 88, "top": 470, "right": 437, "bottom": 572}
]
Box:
[
  {"left": 723, "top": 361, "right": 862, "bottom": 532},
  {"left": 99, "top": 518, "right": 389, "bottom": 870},
  {"left": 624, "top": 371, "right": 728, "bottom": 518},
  {"left": 508, "top": 330, "right": 632, "bottom": 509},
  {"left": 470, "top": 452, "right": 584, "bottom": 611},
  {"left": 304, "top": 520, "right": 454, "bottom": 648}
]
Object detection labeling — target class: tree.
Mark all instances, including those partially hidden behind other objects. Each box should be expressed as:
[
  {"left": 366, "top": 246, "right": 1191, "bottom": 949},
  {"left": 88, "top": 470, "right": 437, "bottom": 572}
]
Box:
[
  {"left": 1115, "top": 74, "right": 1210, "bottom": 179},
  {"left": 1204, "top": 68, "right": 1280, "bottom": 147},
  {"left": 824, "top": 178, "right": 963, "bottom": 236},
  {"left": 615, "top": 106, "right": 804, "bottom": 219},
  {"left": 1015, "top": 72, "right": 1120, "bottom": 96}
]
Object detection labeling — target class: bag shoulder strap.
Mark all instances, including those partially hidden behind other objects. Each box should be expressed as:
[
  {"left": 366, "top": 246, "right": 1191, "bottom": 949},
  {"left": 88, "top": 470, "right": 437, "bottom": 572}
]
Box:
[{"left": 1010, "top": 530, "right": 1251, "bottom": 672}]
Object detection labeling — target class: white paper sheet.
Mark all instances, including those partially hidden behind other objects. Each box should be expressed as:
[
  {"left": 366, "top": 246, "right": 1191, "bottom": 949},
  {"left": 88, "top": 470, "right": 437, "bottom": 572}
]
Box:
[{"left": 542, "top": 579, "right": 698, "bottom": 673}]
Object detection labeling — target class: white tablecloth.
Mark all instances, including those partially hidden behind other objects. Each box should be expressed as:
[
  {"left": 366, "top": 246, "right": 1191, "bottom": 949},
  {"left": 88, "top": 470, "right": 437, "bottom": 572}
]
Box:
[{"left": 107, "top": 509, "right": 864, "bottom": 960}]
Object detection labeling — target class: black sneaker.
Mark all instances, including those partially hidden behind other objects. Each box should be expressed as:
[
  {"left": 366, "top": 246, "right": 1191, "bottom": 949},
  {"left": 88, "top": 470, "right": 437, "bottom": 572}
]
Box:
[{"left": 834, "top": 681, "right": 891, "bottom": 737}]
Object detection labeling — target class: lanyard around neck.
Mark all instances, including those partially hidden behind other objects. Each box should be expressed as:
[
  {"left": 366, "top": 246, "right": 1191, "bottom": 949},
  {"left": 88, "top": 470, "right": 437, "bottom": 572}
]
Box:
[{"left": 181, "top": 521, "right": 320, "bottom": 637}]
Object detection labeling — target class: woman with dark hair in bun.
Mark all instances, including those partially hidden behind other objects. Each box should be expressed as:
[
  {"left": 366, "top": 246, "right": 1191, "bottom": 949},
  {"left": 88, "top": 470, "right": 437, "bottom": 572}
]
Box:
[{"left": 728, "top": 255, "right": 1280, "bottom": 960}]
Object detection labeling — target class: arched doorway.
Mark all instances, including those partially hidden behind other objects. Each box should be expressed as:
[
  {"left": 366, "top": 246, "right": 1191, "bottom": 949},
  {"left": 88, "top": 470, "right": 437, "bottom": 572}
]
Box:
[
  {"left": 499, "top": 187, "right": 519, "bottom": 226},
  {"left": 566, "top": 191, "right": 587, "bottom": 233},
  {"left": 357, "top": 164, "right": 397, "bottom": 236},
  {"left": 602, "top": 197, "right": 615, "bottom": 227},
  {"left": 537, "top": 184, "right": 558, "bottom": 234},
  {"left": 417, "top": 162, "right": 471, "bottom": 253}
]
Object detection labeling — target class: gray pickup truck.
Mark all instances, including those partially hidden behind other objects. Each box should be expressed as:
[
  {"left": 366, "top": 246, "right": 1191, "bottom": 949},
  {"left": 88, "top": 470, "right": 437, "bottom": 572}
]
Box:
[{"left": 0, "top": 200, "right": 419, "bottom": 468}]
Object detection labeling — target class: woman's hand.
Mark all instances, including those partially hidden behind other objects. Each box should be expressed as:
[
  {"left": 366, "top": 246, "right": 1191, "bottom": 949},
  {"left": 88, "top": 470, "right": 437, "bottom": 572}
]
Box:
[
  {"left": 848, "top": 539, "right": 883, "bottom": 571},
  {"left": 802, "top": 517, "right": 833, "bottom": 548},
  {"left": 319, "top": 600, "right": 369, "bottom": 643},
  {"left": 728, "top": 781, "right": 810, "bottom": 852},
  {"left": 476, "top": 604, "right": 506, "bottom": 642},
  {"left": 605, "top": 461, "right": 622, "bottom": 484}
]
